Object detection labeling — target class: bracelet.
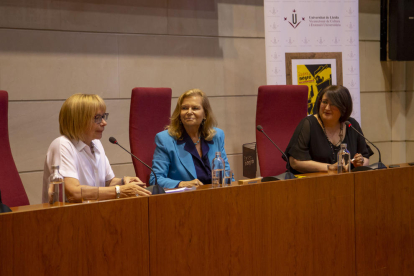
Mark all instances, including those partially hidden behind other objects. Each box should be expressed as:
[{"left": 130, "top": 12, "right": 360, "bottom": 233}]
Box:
[{"left": 115, "top": 185, "right": 121, "bottom": 199}]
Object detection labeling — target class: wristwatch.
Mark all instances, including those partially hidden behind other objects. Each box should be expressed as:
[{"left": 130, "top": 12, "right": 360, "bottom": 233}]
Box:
[{"left": 115, "top": 185, "right": 121, "bottom": 199}]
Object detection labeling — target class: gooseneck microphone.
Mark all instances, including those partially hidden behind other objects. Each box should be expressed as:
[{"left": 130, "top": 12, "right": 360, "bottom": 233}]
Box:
[
  {"left": 109, "top": 137, "right": 165, "bottom": 194},
  {"left": 344, "top": 121, "right": 387, "bottom": 170},
  {"left": 256, "top": 125, "right": 296, "bottom": 181}
]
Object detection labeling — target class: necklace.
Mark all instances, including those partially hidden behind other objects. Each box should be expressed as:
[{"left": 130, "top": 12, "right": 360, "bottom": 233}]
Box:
[
  {"left": 319, "top": 118, "right": 343, "bottom": 160},
  {"left": 194, "top": 136, "right": 201, "bottom": 145}
]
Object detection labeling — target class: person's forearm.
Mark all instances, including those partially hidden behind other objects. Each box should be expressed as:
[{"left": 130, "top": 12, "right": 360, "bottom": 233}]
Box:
[
  {"left": 363, "top": 157, "right": 369, "bottom": 166},
  {"left": 106, "top": 177, "right": 122, "bottom": 187},
  {"left": 151, "top": 174, "right": 180, "bottom": 189},
  {"left": 291, "top": 159, "right": 329, "bottom": 173},
  {"left": 66, "top": 186, "right": 117, "bottom": 202},
  {"left": 97, "top": 186, "right": 118, "bottom": 200}
]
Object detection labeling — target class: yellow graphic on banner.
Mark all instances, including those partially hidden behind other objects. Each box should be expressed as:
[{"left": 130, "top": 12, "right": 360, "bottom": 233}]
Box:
[{"left": 297, "top": 64, "right": 332, "bottom": 115}]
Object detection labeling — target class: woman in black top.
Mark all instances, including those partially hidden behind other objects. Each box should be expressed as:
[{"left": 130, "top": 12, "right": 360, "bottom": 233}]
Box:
[{"left": 285, "top": 85, "right": 373, "bottom": 174}]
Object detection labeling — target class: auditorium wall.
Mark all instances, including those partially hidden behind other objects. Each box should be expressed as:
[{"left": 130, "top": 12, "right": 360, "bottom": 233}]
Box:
[
  {"left": 0, "top": 0, "right": 410, "bottom": 205},
  {"left": 359, "top": 0, "right": 413, "bottom": 169}
]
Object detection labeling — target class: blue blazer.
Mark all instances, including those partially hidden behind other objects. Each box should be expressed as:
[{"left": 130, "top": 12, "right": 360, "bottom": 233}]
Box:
[{"left": 150, "top": 128, "right": 231, "bottom": 188}]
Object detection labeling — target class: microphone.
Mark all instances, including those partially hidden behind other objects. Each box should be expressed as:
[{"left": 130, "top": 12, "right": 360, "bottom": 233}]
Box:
[
  {"left": 256, "top": 125, "right": 296, "bottom": 181},
  {"left": 344, "top": 121, "right": 387, "bottom": 170},
  {"left": 109, "top": 137, "right": 165, "bottom": 194}
]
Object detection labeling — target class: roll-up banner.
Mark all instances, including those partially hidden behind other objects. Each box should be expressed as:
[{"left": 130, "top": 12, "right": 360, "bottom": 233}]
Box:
[{"left": 264, "top": 0, "right": 360, "bottom": 122}]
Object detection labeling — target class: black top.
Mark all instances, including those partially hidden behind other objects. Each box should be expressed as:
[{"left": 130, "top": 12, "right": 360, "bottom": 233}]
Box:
[
  {"left": 177, "top": 130, "right": 213, "bottom": 185},
  {"left": 285, "top": 116, "right": 374, "bottom": 174}
]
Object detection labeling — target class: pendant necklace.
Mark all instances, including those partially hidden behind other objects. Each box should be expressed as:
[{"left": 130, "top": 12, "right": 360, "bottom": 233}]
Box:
[
  {"left": 194, "top": 136, "right": 201, "bottom": 145},
  {"left": 319, "top": 118, "right": 343, "bottom": 160}
]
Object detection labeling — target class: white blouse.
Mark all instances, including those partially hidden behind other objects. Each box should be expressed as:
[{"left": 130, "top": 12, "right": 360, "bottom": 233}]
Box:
[{"left": 42, "top": 136, "right": 115, "bottom": 203}]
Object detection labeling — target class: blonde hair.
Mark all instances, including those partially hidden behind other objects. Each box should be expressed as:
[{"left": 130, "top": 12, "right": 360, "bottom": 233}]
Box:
[
  {"left": 167, "top": 89, "right": 217, "bottom": 140},
  {"left": 59, "top": 94, "right": 106, "bottom": 141}
]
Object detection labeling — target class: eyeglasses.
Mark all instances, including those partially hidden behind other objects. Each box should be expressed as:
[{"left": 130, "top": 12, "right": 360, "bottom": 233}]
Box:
[
  {"left": 94, "top": 113, "right": 109, "bottom": 124},
  {"left": 321, "top": 100, "right": 338, "bottom": 109}
]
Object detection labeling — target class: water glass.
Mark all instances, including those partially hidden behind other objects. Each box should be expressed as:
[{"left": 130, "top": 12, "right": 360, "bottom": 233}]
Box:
[
  {"left": 327, "top": 164, "right": 338, "bottom": 175},
  {"left": 224, "top": 170, "right": 233, "bottom": 185},
  {"left": 81, "top": 186, "right": 99, "bottom": 203}
]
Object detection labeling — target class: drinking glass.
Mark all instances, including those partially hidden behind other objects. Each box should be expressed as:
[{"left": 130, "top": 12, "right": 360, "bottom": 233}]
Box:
[
  {"left": 224, "top": 170, "right": 233, "bottom": 185},
  {"left": 327, "top": 164, "right": 338, "bottom": 175}
]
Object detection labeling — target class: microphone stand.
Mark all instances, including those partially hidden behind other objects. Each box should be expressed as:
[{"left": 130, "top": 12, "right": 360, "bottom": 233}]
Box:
[
  {"left": 109, "top": 137, "right": 165, "bottom": 194},
  {"left": 345, "top": 122, "right": 387, "bottom": 171},
  {"left": 256, "top": 126, "right": 296, "bottom": 181}
]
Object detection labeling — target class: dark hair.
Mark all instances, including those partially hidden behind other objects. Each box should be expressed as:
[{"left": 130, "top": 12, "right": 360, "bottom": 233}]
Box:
[{"left": 313, "top": 85, "right": 353, "bottom": 123}]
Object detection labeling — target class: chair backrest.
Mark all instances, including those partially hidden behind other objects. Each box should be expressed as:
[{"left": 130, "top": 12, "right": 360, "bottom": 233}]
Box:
[
  {"left": 129, "top": 88, "right": 172, "bottom": 185},
  {"left": 0, "top": 91, "right": 29, "bottom": 207},
  {"left": 256, "top": 85, "right": 308, "bottom": 177}
]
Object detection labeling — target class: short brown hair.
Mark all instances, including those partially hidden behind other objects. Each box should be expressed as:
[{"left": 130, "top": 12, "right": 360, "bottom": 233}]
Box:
[
  {"left": 314, "top": 85, "right": 353, "bottom": 123},
  {"left": 167, "top": 89, "right": 217, "bottom": 140},
  {"left": 59, "top": 94, "right": 106, "bottom": 141}
]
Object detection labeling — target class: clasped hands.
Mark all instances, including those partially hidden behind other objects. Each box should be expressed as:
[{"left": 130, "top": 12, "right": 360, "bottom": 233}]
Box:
[{"left": 120, "top": 176, "right": 152, "bottom": 197}]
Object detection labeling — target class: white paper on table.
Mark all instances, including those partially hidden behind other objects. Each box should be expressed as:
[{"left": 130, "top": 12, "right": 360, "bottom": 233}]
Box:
[{"left": 164, "top": 187, "right": 196, "bottom": 193}]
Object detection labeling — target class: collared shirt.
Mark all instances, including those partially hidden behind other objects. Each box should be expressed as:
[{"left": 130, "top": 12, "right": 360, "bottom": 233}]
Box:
[
  {"left": 42, "top": 136, "right": 115, "bottom": 203},
  {"left": 177, "top": 131, "right": 213, "bottom": 185}
]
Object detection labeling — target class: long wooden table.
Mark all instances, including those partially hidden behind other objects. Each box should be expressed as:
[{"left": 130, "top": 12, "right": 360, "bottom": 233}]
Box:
[{"left": 1, "top": 166, "right": 413, "bottom": 275}]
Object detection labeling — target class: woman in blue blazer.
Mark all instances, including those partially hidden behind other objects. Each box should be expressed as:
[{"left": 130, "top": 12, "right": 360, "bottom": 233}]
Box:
[{"left": 150, "top": 89, "right": 231, "bottom": 189}]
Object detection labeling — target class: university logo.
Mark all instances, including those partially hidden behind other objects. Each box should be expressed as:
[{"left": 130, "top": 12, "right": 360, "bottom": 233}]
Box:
[
  {"left": 333, "top": 37, "right": 340, "bottom": 44},
  {"left": 346, "top": 7, "right": 354, "bottom": 15},
  {"left": 284, "top": 9, "right": 305, "bottom": 29},
  {"left": 271, "top": 52, "right": 279, "bottom": 60},
  {"left": 302, "top": 37, "right": 311, "bottom": 44},
  {"left": 348, "top": 66, "right": 356, "bottom": 73},
  {"left": 269, "top": 7, "right": 278, "bottom": 16},
  {"left": 272, "top": 67, "right": 280, "bottom": 75},
  {"left": 316, "top": 37, "right": 325, "bottom": 45}
]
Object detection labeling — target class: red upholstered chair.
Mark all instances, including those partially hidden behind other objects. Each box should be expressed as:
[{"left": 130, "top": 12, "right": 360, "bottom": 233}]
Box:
[
  {"left": 129, "top": 88, "right": 172, "bottom": 185},
  {"left": 0, "top": 91, "right": 29, "bottom": 207},
  {"left": 256, "top": 85, "right": 308, "bottom": 177}
]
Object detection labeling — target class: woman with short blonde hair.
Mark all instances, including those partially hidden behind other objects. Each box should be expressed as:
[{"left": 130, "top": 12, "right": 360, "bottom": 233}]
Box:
[
  {"left": 150, "top": 88, "right": 232, "bottom": 189},
  {"left": 59, "top": 94, "right": 106, "bottom": 141},
  {"left": 42, "top": 94, "right": 151, "bottom": 203}
]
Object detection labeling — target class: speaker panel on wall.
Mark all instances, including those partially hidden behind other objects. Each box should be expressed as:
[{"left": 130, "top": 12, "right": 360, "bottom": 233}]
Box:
[{"left": 389, "top": 0, "right": 414, "bottom": 60}]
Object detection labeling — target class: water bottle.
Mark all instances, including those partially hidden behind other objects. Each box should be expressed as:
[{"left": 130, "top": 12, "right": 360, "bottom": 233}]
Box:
[
  {"left": 211, "top": 152, "right": 225, "bottom": 188},
  {"left": 48, "top": 165, "right": 65, "bottom": 206},
  {"left": 337, "top": 144, "right": 351, "bottom": 173}
]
